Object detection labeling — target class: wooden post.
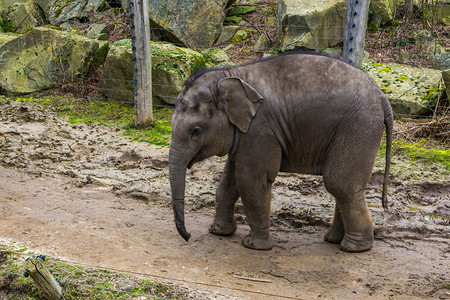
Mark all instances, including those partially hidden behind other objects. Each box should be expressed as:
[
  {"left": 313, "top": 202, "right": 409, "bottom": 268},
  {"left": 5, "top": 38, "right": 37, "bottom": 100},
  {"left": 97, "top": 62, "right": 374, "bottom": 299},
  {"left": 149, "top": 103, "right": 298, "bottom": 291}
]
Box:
[
  {"left": 24, "top": 255, "right": 64, "bottom": 300},
  {"left": 343, "top": 0, "right": 371, "bottom": 68},
  {"left": 130, "top": 0, "right": 153, "bottom": 128}
]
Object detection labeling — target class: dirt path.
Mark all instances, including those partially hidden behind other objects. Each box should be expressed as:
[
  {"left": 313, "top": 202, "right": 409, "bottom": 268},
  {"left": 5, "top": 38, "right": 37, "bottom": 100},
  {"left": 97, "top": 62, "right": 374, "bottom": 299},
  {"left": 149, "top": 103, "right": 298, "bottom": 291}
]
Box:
[{"left": 0, "top": 101, "right": 449, "bottom": 299}]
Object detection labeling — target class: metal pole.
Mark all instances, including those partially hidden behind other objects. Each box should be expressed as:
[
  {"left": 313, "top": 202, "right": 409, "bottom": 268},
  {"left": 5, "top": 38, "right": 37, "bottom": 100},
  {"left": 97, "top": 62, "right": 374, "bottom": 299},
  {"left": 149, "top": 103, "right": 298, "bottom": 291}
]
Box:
[
  {"left": 343, "top": 0, "right": 371, "bottom": 68},
  {"left": 130, "top": 0, "right": 153, "bottom": 128}
]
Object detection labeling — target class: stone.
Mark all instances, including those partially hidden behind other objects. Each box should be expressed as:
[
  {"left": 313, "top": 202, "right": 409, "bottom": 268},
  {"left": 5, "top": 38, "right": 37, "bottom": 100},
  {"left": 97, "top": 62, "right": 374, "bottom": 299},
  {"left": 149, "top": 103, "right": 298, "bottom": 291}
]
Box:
[
  {"left": 432, "top": 53, "right": 449, "bottom": 71},
  {"left": 215, "top": 25, "right": 239, "bottom": 44},
  {"left": 59, "top": 22, "right": 73, "bottom": 31},
  {"left": 35, "top": 0, "right": 52, "bottom": 18},
  {"left": 0, "top": 32, "right": 17, "bottom": 45},
  {"left": 0, "top": 2, "right": 41, "bottom": 32},
  {"left": 227, "top": 5, "right": 256, "bottom": 16},
  {"left": 48, "top": 0, "right": 88, "bottom": 25},
  {"left": 370, "top": 0, "right": 396, "bottom": 26},
  {"left": 321, "top": 47, "right": 342, "bottom": 57},
  {"left": 100, "top": 41, "right": 133, "bottom": 103},
  {"left": 0, "top": 27, "right": 106, "bottom": 94},
  {"left": 86, "top": 23, "right": 110, "bottom": 40},
  {"left": 363, "top": 60, "right": 443, "bottom": 117},
  {"left": 277, "top": 0, "right": 347, "bottom": 51},
  {"left": 149, "top": 0, "right": 230, "bottom": 49},
  {"left": 224, "top": 15, "right": 242, "bottom": 24},
  {"left": 368, "top": 13, "right": 383, "bottom": 33},
  {"left": 408, "top": 30, "right": 432, "bottom": 45},
  {"left": 424, "top": 42, "right": 446, "bottom": 56},
  {"left": 85, "top": 0, "right": 107, "bottom": 12},
  {"left": 101, "top": 40, "right": 207, "bottom": 105},
  {"left": 0, "top": 0, "right": 27, "bottom": 9},
  {"left": 443, "top": 16, "right": 450, "bottom": 26},
  {"left": 201, "top": 48, "right": 234, "bottom": 68},
  {"left": 253, "top": 33, "right": 270, "bottom": 52},
  {"left": 231, "top": 28, "right": 252, "bottom": 43}
]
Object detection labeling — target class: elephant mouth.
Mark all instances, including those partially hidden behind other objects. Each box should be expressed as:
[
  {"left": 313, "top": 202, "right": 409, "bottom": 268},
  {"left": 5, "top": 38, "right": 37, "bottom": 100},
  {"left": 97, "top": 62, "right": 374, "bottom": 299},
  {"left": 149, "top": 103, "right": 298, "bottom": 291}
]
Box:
[{"left": 187, "top": 152, "right": 201, "bottom": 169}]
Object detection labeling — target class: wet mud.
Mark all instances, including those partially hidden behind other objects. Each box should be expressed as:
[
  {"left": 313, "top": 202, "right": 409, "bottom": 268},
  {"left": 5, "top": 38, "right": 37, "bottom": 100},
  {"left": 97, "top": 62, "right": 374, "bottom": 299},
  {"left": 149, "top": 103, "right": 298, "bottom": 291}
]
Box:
[{"left": 0, "top": 101, "right": 448, "bottom": 299}]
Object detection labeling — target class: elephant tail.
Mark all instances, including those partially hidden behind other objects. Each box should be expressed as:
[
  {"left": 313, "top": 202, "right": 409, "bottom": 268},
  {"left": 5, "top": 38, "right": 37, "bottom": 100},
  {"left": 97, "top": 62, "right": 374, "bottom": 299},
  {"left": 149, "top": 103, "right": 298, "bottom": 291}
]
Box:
[{"left": 382, "top": 96, "right": 393, "bottom": 210}]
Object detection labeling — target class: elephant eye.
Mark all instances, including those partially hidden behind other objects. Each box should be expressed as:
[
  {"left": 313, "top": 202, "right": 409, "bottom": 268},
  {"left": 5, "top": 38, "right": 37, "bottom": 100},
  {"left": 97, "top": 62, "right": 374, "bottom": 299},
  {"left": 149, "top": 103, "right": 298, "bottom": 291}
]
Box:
[{"left": 191, "top": 126, "right": 201, "bottom": 136}]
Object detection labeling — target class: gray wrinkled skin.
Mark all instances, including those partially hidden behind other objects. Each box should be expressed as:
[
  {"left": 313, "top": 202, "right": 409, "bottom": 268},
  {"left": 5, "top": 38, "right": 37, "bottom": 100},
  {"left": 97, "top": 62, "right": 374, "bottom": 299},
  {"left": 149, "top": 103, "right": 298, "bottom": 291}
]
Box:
[{"left": 169, "top": 53, "right": 393, "bottom": 252}]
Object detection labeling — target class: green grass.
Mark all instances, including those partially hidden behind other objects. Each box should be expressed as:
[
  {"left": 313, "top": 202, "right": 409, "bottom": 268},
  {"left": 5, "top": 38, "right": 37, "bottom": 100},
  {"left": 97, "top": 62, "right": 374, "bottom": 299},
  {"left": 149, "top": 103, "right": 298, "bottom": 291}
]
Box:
[
  {"left": 6, "top": 95, "right": 173, "bottom": 146},
  {"left": 0, "top": 245, "right": 186, "bottom": 299}
]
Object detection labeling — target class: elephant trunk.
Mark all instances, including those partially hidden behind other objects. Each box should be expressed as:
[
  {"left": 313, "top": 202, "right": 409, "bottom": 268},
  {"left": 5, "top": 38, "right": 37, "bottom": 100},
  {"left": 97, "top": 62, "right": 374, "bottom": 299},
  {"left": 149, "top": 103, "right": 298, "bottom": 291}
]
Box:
[{"left": 169, "top": 146, "right": 191, "bottom": 242}]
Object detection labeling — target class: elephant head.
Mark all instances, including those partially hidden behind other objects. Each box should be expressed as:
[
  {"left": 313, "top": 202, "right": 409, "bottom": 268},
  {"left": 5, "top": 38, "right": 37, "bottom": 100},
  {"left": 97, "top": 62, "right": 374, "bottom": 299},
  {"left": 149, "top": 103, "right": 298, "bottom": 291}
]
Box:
[{"left": 169, "top": 74, "right": 263, "bottom": 241}]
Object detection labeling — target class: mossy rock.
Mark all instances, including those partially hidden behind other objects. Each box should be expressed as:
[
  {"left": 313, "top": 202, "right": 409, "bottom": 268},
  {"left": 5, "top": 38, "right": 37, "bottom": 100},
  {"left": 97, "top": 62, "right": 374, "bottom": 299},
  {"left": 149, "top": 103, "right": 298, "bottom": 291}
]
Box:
[
  {"left": 0, "top": 2, "right": 40, "bottom": 32},
  {"left": 215, "top": 25, "right": 239, "bottom": 44},
  {"left": 278, "top": 0, "right": 347, "bottom": 51},
  {"left": 102, "top": 40, "right": 206, "bottom": 105},
  {"left": 0, "top": 32, "right": 18, "bottom": 46},
  {"left": 231, "top": 28, "right": 252, "bottom": 43},
  {"left": 363, "top": 60, "right": 443, "bottom": 117},
  {"left": 201, "top": 48, "right": 234, "bottom": 68},
  {"left": 0, "top": 27, "right": 106, "bottom": 94},
  {"left": 227, "top": 5, "right": 256, "bottom": 16}
]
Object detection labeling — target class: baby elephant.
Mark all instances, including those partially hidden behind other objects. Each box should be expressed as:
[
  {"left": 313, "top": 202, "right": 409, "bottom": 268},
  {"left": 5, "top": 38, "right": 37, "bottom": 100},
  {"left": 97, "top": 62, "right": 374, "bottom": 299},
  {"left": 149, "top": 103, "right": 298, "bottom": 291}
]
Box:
[{"left": 169, "top": 53, "right": 393, "bottom": 252}]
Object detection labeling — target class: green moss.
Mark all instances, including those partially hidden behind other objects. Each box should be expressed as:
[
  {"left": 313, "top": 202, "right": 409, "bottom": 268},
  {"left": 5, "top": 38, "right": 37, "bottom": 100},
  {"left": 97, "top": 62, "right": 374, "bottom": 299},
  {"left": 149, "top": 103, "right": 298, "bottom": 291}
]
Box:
[
  {"left": 227, "top": 6, "right": 256, "bottom": 16},
  {"left": 377, "top": 67, "right": 392, "bottom": 73},
  {"left": 393, "top": 140, "right": 449, "bottom": 168},
  {"left": 8, "top": 95, "right": 174, "bottom": 146},
  {"left": 0, "top": 16, "right": 15, "bottom": 32},
  {"left": 420, "top": 86, "right": 440, "bottom": 102},
  {"left": 378, "top": 140, "right": 450, "bottom": 178},
  {"left": 123, "top": 108, "right": 173, "bottom": 146}
]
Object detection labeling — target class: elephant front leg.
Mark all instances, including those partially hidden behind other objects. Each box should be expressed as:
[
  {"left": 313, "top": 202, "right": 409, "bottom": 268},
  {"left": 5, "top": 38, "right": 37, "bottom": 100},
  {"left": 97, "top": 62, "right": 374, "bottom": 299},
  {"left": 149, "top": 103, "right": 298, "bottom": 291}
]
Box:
[
  {"left": 209, "top": 157, "right": 239, "bottom": 236},
  {"left": 237, "top": 168, "right": 275, "bottom": 250}
]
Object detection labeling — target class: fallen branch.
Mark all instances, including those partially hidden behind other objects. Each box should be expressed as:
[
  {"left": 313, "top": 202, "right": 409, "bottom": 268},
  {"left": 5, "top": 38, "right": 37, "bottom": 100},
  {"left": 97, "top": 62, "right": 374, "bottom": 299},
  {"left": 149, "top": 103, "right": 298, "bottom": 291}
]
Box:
[{"left": 232, "top": 275, "right": 272, "bottom": 283}]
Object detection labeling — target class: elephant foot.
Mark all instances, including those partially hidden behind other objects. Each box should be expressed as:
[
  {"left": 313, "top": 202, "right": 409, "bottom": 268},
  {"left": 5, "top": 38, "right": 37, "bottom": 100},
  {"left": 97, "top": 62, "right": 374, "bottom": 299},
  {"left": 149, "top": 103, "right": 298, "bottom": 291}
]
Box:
[
  {"left": 209, "top": 218, "right": 237, "bottom": 236},
  {"left": 340, "top": 233, "right": 373, "bottom": 252},
  {"left": 324, "top": 226, "right": 345, "bottom": 244},
  {"left": 242, "top": 233, "right": 273, "bottom": 250}
]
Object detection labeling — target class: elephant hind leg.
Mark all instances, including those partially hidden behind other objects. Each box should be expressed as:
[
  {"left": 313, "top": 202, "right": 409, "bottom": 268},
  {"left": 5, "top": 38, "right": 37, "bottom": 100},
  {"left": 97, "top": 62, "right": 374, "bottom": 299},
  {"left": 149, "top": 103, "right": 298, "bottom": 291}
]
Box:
[
  {"left": 323, "top": 165, "right": 375, "bottom": 252},
  {"left": 322, "top": 153, "right": 378, "bottom": 251},
  {"left": 337, "top": 198, "right": 374, "bottom": 252}
]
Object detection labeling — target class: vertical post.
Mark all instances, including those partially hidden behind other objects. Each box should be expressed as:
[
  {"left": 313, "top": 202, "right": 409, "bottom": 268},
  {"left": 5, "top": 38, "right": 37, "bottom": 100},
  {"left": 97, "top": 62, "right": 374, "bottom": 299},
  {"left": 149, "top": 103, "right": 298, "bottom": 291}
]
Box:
[
  {"left": 130, "top": 0, "right": 153, "bottom": 128},
  {"left": 343, "top": 0, "right": 371, "bottom": 68},
  {"left": 24, "top": 256, "right": 64, "bottom": 300}
]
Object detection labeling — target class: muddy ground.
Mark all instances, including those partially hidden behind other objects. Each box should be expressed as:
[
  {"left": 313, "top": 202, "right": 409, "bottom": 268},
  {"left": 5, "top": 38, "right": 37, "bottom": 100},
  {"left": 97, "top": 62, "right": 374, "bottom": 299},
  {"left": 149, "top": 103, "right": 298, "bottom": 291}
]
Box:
[{"left": 0, "top": 100, "right": 449, "bottom": 299}]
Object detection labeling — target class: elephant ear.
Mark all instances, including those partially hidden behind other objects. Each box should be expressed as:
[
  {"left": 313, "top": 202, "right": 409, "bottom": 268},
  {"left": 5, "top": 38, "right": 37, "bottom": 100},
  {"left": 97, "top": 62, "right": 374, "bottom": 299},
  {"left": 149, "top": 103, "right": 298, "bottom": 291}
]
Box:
[{"left": 216, "top": 77, "right": 263, "bottom": 133}]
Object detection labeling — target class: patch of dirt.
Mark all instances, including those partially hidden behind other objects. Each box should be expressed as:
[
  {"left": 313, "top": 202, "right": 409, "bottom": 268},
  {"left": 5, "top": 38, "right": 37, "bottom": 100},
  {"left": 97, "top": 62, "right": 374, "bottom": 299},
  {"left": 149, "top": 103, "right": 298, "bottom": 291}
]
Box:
[{"left": 0, "top": 100, "right": 449, "bottom": 299}]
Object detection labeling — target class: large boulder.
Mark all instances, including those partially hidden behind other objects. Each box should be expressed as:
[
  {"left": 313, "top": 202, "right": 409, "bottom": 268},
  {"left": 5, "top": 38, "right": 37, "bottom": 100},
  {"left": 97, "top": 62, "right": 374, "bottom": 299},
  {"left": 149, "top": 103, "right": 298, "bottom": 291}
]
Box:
[
  {"left": 0, "top": 32, "right": 18, "bottom": 45},
  {"left": 364, "top": 60, "right": 443, "bottom": 117},
  {"left": 0, "top": 1, "right": 42, "bottom": 32},
  {"left": 0, "top": 27, "right": 109, "bottom": 94},
  {"left": 102, "top": 40, "right": 207, "bottom": 105},
  {"left": 48, "top": 0, "right": 87, "bottom": 25},
  {"left": 369, "top": 0, "right": 397, "bottom": 26},
  {"left": 149, "top": 0, "right": 232, "bottom": 49},
  {"left": 0, "top": 0, "right": 27, "bottom": 9},
  {"left": 277, "top": 0, "right": 347, "bottom": 51},
  {"left": 47, "top": 0, "right": 106, "bottom": 25}
]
